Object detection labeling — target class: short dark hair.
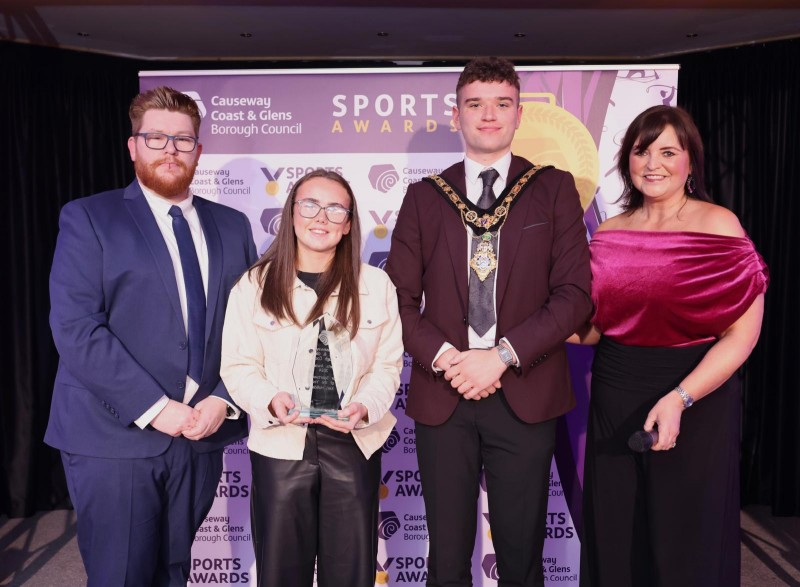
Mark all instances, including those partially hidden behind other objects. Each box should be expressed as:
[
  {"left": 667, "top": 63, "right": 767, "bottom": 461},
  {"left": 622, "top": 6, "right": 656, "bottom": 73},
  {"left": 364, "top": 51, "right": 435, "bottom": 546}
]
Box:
[
  {"left": 456, "top": 57, "right": 520, "bottom": 101},
  {"left": 617, "top": 105, "right": 712, "bottom": 211},
  {"left": 129, "top": 86, "right": 201, "bottom": 136}
]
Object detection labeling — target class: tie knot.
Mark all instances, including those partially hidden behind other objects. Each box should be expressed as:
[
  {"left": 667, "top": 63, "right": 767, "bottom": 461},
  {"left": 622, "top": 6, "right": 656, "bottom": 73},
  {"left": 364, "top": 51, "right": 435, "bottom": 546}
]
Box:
[
  {"left": 479, "top": 168, "right": 499, "bottom": 190},
  {"left": 168, "top": 205, "right": 184, "bottom": 219}
]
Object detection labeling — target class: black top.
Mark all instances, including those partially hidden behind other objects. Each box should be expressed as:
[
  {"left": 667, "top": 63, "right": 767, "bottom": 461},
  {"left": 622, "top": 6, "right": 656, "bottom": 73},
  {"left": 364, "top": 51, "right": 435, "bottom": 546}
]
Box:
[{"left": 297, "top": 271, "right": 339, "bottom": 410}]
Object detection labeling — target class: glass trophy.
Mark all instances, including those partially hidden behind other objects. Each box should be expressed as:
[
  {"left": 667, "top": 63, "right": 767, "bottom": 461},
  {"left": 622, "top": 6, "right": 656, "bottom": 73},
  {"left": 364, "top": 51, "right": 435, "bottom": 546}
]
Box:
[{"left": 289, "top": 316, "right": 352, "bottom": 421}]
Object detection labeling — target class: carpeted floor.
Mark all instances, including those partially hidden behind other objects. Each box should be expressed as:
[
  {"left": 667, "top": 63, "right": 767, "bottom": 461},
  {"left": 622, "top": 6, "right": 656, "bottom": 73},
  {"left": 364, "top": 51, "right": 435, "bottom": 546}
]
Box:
[{"left": 1, "top": 506, "right": 798, "bottom": 586}]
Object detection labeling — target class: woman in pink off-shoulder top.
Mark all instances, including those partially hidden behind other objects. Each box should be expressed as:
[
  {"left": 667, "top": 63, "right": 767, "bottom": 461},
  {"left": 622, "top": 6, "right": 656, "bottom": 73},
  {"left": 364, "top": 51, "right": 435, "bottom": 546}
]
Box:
[{"left": 573, "top": 106, "right": 768, "bottom": 587}]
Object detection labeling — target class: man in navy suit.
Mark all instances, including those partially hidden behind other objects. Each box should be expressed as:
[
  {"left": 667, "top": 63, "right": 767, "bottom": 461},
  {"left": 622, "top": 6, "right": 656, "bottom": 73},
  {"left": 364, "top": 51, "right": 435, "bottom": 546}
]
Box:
[{"left": 45, "top": 86, "right": 257, "bottom": 586}]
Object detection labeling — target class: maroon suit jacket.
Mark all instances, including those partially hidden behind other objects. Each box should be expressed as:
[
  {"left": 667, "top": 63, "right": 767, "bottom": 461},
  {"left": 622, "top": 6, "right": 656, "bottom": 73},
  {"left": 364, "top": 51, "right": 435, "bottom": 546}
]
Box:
[{"left": 386, "top": 156, "right": 592, "bottom": 426}]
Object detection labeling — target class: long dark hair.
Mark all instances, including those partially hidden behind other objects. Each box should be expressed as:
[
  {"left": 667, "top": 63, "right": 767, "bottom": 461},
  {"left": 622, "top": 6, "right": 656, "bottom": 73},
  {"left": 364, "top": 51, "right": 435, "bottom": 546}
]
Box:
[
  {"left": 251, "top": 169, "right": 362, "bottom": 337},
  {"left": 617, "top": 105, "right": 713, "bottom": 212}
]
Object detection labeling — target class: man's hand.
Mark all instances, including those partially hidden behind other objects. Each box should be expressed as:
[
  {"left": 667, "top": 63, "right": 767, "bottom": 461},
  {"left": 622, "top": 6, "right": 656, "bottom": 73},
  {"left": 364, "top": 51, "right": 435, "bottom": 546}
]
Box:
[
  {"left": 434, "top": 347, "right": 460, "bottom": 372},
  {"left": 444, "top": 349, "right": 507, "bottom": 398},
  {"left": 182, "top": 397, "right": 228, "bottom": 441},
  {"left": 463, "top": 380, "right": 502, "bottom": 400},
  {"left": 151, "top": 400, "right": 200, "bottom": 437}
]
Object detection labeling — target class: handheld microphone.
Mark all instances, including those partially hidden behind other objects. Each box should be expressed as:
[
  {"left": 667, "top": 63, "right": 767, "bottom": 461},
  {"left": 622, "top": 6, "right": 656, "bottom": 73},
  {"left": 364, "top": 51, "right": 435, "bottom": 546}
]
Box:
[{"left": 628, "top": 430, "right": 658, "bottom": 453}]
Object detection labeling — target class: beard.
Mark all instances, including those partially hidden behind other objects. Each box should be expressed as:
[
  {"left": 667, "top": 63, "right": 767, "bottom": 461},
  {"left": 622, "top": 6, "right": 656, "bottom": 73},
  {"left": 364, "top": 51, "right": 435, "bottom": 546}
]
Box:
[{"left": 135, "top": 156, "right": 198, "bottom": 200}]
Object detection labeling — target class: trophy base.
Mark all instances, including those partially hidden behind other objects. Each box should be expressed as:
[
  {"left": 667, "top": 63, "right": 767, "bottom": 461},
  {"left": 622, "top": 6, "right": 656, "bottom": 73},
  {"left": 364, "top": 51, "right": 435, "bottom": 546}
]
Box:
[{"left": 289, "top": 407, "right": 349, "bottom": 421}]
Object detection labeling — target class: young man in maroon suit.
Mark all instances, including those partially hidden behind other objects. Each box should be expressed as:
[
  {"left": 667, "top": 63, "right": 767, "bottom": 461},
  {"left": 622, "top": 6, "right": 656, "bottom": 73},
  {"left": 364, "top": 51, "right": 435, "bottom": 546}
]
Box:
[{"left": 386, "top": 57, "right": 592, "bottom": 587}]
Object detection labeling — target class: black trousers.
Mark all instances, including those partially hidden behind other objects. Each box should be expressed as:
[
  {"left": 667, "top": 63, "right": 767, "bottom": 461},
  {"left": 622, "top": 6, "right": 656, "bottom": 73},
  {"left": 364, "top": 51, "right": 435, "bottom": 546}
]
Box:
[
  {"left": 416, "top": 391, "right": 557, "bottom": 587},
  {"left": 249, "top": 426, "right": 381, "bottom": 587},
  {"left": 583, "top": 337, "right": 740, "bottom": 587}
]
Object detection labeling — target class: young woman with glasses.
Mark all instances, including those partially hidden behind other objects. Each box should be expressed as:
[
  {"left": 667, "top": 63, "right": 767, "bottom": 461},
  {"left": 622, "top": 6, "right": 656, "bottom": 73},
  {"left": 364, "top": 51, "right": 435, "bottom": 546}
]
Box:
[{"left": 221, "top": 168, "right": 403, "bottom": 587}]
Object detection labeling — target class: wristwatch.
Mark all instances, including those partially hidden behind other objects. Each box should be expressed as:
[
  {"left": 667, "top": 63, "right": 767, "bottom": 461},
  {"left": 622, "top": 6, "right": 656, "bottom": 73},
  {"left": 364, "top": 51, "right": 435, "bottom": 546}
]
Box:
[
  {"left": 496, "top": 343, "right": 515, "bottom": 367},
  {"left": 673, "top": 385, "right": 694, "bottom": 409}
]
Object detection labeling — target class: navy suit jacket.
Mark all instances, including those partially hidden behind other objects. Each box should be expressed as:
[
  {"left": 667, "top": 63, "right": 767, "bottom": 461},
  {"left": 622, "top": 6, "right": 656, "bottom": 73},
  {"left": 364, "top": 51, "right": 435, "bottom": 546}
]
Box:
[{"left": 45, "top": 181, "right": 258, "bottom": 458}]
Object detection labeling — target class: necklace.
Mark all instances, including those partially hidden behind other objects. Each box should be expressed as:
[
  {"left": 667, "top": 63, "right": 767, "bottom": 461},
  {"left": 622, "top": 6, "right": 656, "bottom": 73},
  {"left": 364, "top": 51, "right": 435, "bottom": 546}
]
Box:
[
  {"left": 425, "top": 163, "right": 548, "bottom": 282},
  {"left": 428, "top": 165, "right": 541, "bottom": 232}
]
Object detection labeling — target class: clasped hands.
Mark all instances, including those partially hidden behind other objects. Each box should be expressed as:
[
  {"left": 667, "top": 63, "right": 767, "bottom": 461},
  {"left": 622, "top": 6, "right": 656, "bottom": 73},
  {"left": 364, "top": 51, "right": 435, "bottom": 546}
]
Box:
[
  {"left": 437, "top": 347, "right": 505, "bottom": 400},
  {"left": 269, "top": 391, "right": 367, "bottom": 433},
  {"left": 151, "top": 397, "right": 228, "bottom": 440}
]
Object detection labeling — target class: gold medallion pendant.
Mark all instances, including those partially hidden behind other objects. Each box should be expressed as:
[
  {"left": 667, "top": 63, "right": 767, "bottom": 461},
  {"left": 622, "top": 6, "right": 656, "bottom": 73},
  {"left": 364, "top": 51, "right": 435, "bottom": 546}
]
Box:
[{"left": 469, "top": 233, "right": 497, "bottom": 282}]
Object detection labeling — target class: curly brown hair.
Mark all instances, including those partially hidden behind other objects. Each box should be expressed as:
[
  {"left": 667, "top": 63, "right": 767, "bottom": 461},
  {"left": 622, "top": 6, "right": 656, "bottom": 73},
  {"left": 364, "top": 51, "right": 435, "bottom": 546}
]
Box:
[{"left": 456, "top": 57, "right": 520, "bottom": 101}]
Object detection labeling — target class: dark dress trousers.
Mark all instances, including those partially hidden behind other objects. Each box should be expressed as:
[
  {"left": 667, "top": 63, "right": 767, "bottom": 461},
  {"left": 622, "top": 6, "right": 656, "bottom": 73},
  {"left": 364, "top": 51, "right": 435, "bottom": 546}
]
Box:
[
  {"left": 386, "top": 156, "right": 592, "bottom": 586},
  {"left": 45, "top": 180, "right": 257, "bottom": 586}
]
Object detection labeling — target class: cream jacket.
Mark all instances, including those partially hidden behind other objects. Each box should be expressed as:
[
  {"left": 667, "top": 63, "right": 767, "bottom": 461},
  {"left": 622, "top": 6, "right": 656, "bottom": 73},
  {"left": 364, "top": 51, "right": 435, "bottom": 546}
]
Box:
[{"left": 221, "top": 264, "right": 402, "bottom": 460}]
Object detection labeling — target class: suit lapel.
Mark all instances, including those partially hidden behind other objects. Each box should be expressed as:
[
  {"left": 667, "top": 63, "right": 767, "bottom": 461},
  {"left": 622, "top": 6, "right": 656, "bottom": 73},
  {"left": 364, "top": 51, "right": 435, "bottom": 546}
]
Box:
[
  {"left": 440, "top": 162, "right": 469, "bottom": 317},
  {"left": 123, "top": 181, "right": 184, "bottom": 327},
  {"left": 194, "top": 197, "right": 222, "bottom": 345},
  {"left": 496, "top": 156, "right": 534, "bottom": 310}
]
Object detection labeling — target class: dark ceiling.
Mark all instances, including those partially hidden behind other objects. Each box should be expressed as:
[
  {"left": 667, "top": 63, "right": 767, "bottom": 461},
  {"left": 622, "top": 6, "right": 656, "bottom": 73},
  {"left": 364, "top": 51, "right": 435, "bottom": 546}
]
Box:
[{"left": 3, "top": 1, "right": 800, "bottom": 62}]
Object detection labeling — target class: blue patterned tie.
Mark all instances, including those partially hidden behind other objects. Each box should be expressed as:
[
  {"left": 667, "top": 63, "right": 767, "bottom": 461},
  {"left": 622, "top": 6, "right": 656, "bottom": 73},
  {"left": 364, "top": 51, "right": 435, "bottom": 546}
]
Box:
[{"left": 169, "top": 205, "right": 206, "bottom": 383}]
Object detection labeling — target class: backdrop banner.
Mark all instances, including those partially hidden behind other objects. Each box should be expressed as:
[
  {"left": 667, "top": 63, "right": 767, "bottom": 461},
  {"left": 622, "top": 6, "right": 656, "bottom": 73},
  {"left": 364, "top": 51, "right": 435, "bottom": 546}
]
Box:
[{"left": 140, "top": 64, "right": 678, "bottom": 586}]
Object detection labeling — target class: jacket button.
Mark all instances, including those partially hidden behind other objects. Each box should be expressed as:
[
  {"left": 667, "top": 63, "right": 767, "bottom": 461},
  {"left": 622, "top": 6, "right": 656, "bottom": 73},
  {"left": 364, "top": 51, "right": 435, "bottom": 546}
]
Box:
[
  {"left": 179, "top": 342, "right": 187, "bottom": 350},
  {"left": 177, "top": 381, "right": 185, "bottom": 389}
]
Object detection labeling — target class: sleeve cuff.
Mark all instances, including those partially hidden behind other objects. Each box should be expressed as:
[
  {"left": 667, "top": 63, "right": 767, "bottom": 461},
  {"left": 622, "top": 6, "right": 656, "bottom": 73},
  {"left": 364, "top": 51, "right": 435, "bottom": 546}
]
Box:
[
  {"left": 135, "top": 395, "right": 170, "bottom": 429},
  {"left": 432, "top": 342, "right": 456, "bottom": 372}
]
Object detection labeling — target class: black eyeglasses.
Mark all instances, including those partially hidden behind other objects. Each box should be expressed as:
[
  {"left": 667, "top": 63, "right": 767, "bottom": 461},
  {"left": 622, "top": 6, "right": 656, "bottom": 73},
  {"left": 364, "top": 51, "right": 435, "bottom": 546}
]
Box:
[
  {"left": 134, "top": 132, "right": 198, "bottom": 153},
  {"left": 294, "top": 199, "right": 351, "bottom": 224}
]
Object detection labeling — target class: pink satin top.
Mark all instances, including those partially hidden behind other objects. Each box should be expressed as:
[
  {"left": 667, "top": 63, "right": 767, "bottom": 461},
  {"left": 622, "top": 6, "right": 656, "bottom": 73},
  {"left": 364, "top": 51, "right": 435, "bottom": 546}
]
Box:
[{"left": 590, "top": 230, "right": 769, "bottom": 347}]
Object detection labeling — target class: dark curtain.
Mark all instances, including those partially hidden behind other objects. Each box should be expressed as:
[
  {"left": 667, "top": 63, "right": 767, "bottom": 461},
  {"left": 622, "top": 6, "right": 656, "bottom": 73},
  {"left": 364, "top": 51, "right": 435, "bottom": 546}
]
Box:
[
  {"left": 1, "top": 42, "right": 138, "bottom": 517},
  {"left": 2, "top": 38, "right": 798, "bottom": 518},
  {"left": 676, "top": 39, "right": 800, "bottom": 515}
]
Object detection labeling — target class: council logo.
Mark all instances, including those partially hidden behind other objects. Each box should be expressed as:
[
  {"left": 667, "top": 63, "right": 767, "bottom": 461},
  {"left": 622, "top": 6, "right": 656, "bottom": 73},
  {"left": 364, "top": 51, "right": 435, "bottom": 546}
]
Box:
[
  {"left": 482, "top": 554, "right": 499, "bottom": 580},
  {"left": 368, "top": 251, "right": 389, "bottom": 271},
  {"left": 180, "top": 91, "right": 207, "bottom": 118},
  {"left": 377, "top": 511, "right": 400, "bottom": 540},
  {"left": 260, "top": 208, "right": 282, "bottom": 236},
  {"left": 368, "top": 164, "right": 400, "bottom": 193},
  {"left": 382, "top": 426, "right": 400, "bottom": 454}
]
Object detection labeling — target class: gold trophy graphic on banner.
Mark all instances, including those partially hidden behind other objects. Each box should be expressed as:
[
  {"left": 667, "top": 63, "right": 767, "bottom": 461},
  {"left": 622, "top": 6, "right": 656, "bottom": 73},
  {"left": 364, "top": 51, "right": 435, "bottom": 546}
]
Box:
[{"left": 512, "top": 93, "right": 598, "bottom": 211}]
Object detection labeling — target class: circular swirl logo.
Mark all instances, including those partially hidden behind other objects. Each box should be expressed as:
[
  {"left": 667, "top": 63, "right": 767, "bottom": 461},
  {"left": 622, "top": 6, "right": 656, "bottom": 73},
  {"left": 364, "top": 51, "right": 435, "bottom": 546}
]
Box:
[
  {"left": 259, "top": 208, "right": 283, "bottom": 236},
  {"left": 481, "top": 554, "right": 499, "bottom": 580},
  {"left": 377, "top": 511, "right": 400, "bottom": 540},
  {"left": 369, "top": 164, "right": 400, "bottom": 194},
  {"left": 382, "top": 427, "right": 401, "bottom": 453}
]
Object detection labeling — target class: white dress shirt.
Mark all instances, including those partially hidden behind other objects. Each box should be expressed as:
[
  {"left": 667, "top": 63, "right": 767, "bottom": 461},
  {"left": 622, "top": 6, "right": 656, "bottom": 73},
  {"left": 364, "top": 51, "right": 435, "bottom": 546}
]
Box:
[
  {"left": 432, "top": 152, "right": 520, "bottom": 369},
  {"left": 134, "top": 184, "right": 215, "bottom": 428}
]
